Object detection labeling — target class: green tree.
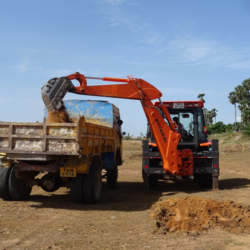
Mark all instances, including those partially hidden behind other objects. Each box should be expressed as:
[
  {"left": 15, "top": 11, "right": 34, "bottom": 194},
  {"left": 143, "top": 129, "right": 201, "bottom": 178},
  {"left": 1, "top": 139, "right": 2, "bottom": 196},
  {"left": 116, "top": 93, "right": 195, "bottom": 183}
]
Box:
[
  {"left": 205, "top": 109, "right": 218, "bottom": 126},
  {"left": 207, "top": 122, "right": 226, "bottom": 135},
  {"left": 228, "top": 91, "right": 237, "bottom": 131},
  {"left": 197, "top": 93, "right": 205, "bottom": 103},
  {"left": 211, "top": 108, "right": 218, "bottom": 123},
  {"left": 229, "top": 78, "right": 250, "bottom": 125},
  {"left": 123, "top": 133, "right": 131, "bottom": 140}
]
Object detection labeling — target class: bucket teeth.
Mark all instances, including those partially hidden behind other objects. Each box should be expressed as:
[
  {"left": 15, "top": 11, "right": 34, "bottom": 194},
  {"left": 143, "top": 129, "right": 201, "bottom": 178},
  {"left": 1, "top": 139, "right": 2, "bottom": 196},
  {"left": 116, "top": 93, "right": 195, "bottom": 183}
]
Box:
[{"left": 41, "top": 77, "right": 75, "bottom": 112}]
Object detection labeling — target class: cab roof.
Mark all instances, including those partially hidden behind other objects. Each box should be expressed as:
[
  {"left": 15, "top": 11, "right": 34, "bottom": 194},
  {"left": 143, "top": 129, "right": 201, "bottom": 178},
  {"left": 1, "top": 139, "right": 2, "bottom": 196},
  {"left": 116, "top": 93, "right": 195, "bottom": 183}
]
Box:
[{"left": 153, "top": 101, "right": 204, "bottom": 108}]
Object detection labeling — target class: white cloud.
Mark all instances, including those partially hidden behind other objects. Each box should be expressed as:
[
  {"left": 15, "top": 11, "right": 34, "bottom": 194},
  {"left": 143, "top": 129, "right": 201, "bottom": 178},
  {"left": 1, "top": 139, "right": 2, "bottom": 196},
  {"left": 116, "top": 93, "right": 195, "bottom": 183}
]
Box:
[
  {"left": 95, "top": 1, "right": 162, "bottom": 43},
  {"left": 99, "top": 7, "right": 144, "bottom": 32},
  {"left": 12, "top": 58, "right": 30, "bottom": 72},
  {"left": 142, "top": 34, "right": 165, "bottom": 45},
  {"left": 167, "top": 37, "right": 250, "bottom": 71},
  {"left": 95, "top": 0, "right": 139, "bottom": 6},
  {"left": 103, "top": 0, "right": 125, "bottom": 6},
  {"left": 36, "top": 67, "right": 74, "bottom": 77}
]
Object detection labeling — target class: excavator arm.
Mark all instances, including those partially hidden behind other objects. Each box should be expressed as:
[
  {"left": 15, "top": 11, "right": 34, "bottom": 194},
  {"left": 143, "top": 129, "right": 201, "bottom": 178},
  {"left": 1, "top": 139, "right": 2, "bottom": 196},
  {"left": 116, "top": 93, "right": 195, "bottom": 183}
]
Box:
[{"left": 41, "top": 72, "right": 193, "bottom": 176}]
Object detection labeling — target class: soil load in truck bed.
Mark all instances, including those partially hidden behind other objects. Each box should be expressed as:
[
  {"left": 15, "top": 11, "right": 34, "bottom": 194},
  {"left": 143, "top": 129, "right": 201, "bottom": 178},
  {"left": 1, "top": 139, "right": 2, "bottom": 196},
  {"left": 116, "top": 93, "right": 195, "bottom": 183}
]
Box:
[{"left": 46, "top": 103, "right": 70, "bottom": 123}]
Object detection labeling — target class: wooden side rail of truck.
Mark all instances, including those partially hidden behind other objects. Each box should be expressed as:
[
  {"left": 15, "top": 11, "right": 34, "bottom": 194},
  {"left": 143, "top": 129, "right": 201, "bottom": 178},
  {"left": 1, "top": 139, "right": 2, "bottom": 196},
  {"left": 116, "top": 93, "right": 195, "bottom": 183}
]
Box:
[{"left": 0, "top": 100, "right": 123, "bottom": 204}]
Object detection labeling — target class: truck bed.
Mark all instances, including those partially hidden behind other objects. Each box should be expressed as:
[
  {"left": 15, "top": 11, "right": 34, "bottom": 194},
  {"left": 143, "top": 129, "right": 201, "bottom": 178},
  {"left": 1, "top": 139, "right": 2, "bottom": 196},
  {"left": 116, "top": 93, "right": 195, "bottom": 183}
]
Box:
[{"left": 0, "top": 116, "right": 116, "bottom": 161}]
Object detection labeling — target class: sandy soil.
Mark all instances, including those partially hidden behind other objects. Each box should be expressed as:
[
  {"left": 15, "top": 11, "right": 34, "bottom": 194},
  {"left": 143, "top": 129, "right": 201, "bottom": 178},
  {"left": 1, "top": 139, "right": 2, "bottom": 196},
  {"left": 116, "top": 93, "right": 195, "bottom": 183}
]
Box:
[{"left": 1, "top": 140, "right": 250, "bottom": 249}]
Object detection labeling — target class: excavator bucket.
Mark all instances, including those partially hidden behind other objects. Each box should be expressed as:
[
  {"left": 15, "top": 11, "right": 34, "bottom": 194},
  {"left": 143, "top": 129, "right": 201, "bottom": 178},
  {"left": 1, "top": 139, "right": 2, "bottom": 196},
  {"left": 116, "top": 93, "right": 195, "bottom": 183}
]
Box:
[{"left": 41, "top": 77, "right": 75, "bottom": 112}]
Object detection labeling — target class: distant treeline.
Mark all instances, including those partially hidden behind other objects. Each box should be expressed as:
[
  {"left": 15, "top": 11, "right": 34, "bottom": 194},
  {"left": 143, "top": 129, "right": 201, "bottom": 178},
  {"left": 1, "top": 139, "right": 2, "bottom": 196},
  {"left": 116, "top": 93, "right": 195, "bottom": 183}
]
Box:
[{"left": 207, "top": 122, "right": 250, "bottom": 136}]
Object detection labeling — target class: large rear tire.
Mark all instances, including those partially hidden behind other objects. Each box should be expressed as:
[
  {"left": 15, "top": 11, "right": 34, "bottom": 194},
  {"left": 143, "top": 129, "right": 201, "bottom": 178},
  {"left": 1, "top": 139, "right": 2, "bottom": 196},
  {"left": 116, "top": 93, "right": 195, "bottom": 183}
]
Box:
[
  {"left": 8, "top": 167, "right": 32, "bottom": 200},
  {"left": 0, "top": 167, "right": 12, "bottom": 200},
  {"left": 70, "top": 174, "right": 84, "bottom": 203},
  {"left": 83, "top": 165, "right": 102, "bottom": 204},
  {"left": 107, "top": 168, "right": 118, "bottom": 189},
  {"left": 194, "top": 174, "right": 212, "bottom": 189},
  {"left": 149, "top": 174, "right": 158, "bottom": 189}
]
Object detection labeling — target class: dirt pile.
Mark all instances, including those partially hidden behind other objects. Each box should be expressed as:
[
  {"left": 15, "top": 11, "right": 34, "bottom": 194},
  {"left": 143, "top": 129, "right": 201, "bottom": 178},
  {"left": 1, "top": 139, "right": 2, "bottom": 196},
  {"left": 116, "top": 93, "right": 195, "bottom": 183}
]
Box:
[
  {"left": 46, "top": 104, "right": 70, "bottom": 123},
  {"left": 151, "top": 196, "right": 250, "bottom": 235}
]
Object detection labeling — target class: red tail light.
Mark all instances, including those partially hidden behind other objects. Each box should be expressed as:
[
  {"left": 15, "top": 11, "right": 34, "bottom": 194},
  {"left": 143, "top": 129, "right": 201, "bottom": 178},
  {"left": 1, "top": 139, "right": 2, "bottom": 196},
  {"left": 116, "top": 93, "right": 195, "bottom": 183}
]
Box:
[{"left": 204, "top": 126, "right": 207, "bottom": 134}]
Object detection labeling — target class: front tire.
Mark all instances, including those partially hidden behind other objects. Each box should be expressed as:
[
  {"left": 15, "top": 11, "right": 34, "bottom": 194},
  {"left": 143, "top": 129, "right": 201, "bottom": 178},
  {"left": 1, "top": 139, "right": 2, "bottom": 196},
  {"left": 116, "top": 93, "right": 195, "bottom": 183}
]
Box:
[{"left": 83, "top": 165, "right": 102, "bottom": 204}]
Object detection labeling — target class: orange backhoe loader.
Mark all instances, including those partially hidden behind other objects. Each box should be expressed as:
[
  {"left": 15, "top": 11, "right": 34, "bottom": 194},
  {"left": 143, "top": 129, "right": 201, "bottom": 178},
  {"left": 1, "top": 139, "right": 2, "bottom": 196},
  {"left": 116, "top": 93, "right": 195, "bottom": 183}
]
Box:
[{"left": 42, "top": 72, "right": 194, "bottom": 176}]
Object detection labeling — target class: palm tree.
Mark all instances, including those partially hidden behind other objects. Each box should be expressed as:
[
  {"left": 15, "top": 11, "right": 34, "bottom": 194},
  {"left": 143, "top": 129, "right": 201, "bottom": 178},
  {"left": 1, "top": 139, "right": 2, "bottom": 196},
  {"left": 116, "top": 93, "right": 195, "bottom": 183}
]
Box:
[
  {"left": 229, "top": 78, "right": 250, "bottom": 129},
  {"left": 239, "top": 99, "right": 250, "bottom": 124},
  {"left": 242, "top": 78, "right": 250, "bottom": 92},
  {"left": 235, "top": 85, "right": 246, "bottom": 122},
  {"left": 228, "top": 91, "right": 237, "bottom": 131},
  {"left": 211, "top": 108, "right": 218, "bottom": 123}
]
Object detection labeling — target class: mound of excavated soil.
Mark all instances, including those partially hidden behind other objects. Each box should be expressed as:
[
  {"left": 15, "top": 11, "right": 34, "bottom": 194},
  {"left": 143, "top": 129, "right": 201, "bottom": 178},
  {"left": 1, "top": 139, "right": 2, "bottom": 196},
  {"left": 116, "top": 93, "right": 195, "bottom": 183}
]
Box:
[
  {"left": 46, "top": 104, "right": 70, "bottom": 123},
  {"left": 150, "top": 196, "right": 250, "bottom": 235}
]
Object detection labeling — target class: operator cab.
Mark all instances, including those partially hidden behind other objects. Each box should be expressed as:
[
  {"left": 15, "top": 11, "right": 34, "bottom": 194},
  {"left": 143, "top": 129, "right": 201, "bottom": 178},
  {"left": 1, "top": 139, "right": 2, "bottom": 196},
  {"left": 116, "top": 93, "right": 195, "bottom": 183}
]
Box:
[{"left": 147, "top": 101, "right": 208, "bottom": 151}]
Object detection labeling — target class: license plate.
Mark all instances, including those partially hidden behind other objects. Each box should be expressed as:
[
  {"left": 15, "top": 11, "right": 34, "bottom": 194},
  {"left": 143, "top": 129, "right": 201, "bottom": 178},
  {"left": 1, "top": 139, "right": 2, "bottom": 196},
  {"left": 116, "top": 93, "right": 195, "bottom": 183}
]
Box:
[
  {"left": 173, "top": 103, "right": 184, "bottom": 109},
  {"left": 60, "top": 167, "right": 76, "bottom": 177}
]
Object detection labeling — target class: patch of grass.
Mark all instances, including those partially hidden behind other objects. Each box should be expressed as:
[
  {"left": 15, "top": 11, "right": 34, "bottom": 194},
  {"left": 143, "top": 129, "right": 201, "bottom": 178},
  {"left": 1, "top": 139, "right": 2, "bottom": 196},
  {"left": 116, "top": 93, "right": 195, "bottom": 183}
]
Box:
[
  {"left": 224, "top": 238, "right": 234, "bottom": 245},
  {"left": 234, "top": 242, "right": 245, "bottom": 246}
]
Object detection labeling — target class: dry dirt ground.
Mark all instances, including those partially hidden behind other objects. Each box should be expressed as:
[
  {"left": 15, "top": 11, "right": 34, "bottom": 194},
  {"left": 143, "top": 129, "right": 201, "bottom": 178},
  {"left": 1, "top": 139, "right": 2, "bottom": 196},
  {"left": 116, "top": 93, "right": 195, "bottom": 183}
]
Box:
[{"left": 1, "top": 140, "right": 250, "bottom": 250}]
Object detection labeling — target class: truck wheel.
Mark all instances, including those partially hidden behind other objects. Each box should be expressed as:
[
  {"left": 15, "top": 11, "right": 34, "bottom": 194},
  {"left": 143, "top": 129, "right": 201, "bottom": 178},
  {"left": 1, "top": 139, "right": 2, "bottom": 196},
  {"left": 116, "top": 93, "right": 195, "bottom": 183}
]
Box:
[
  {"left": 142, "top": 170, "right": 149, "bottom": 193},
  {"left": 8, "top": 167, "right": 32, "bottom": 200},
  {"left": 83, "top": 165, "right": 102, "bottom": 204},
  {"left": 107, "top": 168, "right": 118, "bottom": 189},
  {"left": 149, "top": 174, "right": 158, "bottom": 189},
  {"left": 70, "top": 174, "right": 84, "bottom": 203},
  {"left": 0, "top": 167, "right": 12, "bottom": 200},
  {"left": 194, "top": 174, "right": 212, "bottom": 189}
]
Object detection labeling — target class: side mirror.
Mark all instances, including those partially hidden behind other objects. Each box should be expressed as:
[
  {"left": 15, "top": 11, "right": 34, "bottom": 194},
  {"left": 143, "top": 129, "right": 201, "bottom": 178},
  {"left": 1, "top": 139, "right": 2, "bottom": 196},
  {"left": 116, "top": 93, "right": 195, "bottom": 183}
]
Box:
[{"left": 122, "top": 132, "right": 126, "bottom": 135}]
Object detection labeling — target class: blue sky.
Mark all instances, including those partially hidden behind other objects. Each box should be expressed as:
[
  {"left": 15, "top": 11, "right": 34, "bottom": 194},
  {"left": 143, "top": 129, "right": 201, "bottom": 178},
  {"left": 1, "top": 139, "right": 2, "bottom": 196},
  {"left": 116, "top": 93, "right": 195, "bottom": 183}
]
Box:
[{"left": 1, "top": 0, "right": 250, "bottom": 136}]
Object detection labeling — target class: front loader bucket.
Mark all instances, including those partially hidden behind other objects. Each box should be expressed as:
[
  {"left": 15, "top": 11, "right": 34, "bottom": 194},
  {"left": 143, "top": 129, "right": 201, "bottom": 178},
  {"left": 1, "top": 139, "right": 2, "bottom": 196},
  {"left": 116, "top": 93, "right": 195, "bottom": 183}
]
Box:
[{"left": 41, "top": 77, "right": 75, "bottom": 112}]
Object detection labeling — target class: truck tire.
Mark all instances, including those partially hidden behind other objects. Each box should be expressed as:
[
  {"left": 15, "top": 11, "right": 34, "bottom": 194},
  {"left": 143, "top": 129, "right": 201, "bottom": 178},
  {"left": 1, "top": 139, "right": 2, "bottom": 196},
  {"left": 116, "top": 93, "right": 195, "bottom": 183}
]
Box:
[
  {"left": 70, "top": 174, "right": 84, "bottom": 203},
  {"left": 194, "top": 174, "right": 212, "bottom": 189},
  {"left": 83, "top": 165, "right": 102, "bottom": 204},
  {"left": 0, "top": 167, "right": 12, "bottom": 200},
  {"left": 149, "top": 174, "right": 158, "bottom": 189},
  {"left": 8, "top": 167, "right": 32, "bottom": 200},
  {"left": 107, "top": 168, "right": 118, "bottom": 189},
  {"left": 142, "top": 170, "right": 149, "bottom": 193}
]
